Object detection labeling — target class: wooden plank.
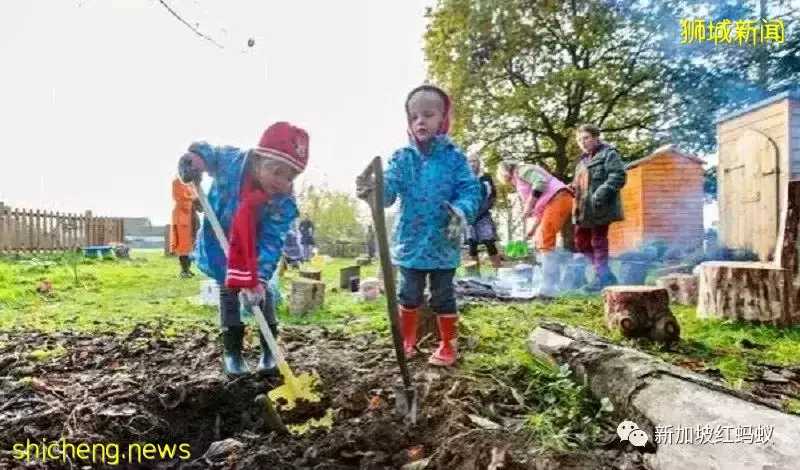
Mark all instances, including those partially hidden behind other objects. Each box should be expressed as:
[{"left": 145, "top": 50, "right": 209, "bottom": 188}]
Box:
[{"left": 717, "top": 100, "right": 787, "bottom": 133}]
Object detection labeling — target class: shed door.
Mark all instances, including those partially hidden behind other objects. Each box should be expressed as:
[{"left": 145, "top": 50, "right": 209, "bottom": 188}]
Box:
[{"left": 723, "top": 129, "right": 779, "bottom": 261}]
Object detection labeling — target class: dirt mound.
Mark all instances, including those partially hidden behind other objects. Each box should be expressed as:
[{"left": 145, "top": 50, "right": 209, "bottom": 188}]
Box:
[{"left": 0, "top": 324, "right": 646, "bottom": 469}]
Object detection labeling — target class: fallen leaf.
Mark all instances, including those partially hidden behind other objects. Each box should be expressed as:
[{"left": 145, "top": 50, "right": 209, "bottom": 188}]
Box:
[
  {"left": 367, "top": 395, "right": 385, "bottom": 410},
  {"left": 674, "top": 358, "right": 705, "bottom": 371},
  {"left": 467, "top": 414, "right": 501, "bottom": 430},
  {"left": 407, "top": 445, "right": 424, "bottom": 461}
]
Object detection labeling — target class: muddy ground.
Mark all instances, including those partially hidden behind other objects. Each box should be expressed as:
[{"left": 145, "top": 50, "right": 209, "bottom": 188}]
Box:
[{"left": 0, "top": 324, "right": 650, "bottom": 470}]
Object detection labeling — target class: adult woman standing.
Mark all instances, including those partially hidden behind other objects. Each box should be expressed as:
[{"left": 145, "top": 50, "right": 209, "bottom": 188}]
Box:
[{"left": 466, "top": 151, "right": 501, "bottom": 270}]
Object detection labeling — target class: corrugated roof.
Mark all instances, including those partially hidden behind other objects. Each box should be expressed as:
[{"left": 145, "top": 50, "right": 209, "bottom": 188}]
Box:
[
  {"left": 716, "top": 89, "right": 800, "bottom": 125},
  {"left": 625, "top": 144, "right": 705, "bottom": 170}
]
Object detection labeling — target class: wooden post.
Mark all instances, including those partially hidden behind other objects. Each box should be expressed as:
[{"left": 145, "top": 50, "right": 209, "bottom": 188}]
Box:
[
  {"left": 84, "top": 210, "right": 92, "bottom": 247},
  {"left": 339, "top": 265, "right": 360, "bottom": 289}
]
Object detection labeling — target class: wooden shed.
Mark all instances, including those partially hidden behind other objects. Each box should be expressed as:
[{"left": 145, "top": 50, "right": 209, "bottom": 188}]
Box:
[
  {"left": 609, "top": 145, "right": 705, "bottom": 256},
  {"left": 716, "top": 90, "right": 800, "bottom": 261}
]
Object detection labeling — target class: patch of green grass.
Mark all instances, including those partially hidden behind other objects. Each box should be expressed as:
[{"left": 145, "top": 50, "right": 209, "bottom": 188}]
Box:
[
  {"left": 28, "top": 346, "right": 67, "bottom": 361},
  {"left": 4, "top": 252, "right": 799, "bottom": 447},
  {"left": 783, "top": 399, "right": 800, "bottom": 413},
  {"left": 0, "top": 249, "right": 216, "bottom": 333},
  {"left": 630, "top": 305, "right": 800, "bottom": 389}
]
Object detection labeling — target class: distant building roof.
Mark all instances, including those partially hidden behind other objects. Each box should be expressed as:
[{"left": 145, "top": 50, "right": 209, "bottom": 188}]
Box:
[
  {"left": 716, "top": 89, "right": 800, "bottom": 125},
  {"left": 625, "top": 144, "right": 705, "bottom": 170}
]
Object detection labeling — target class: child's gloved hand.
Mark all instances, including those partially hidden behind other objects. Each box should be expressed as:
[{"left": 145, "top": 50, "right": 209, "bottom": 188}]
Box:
[
  {"left": 355, "top": 174, "right": 375, "bottom": 201},
  {"left": 239, "top": 284, "right": 265, "bottom": 310},
  {"left": 445, "top": 202, "right": 467, "bottom": 244},
  {"left": 178, "top": 152, "right": 205, "bottom": 184}
]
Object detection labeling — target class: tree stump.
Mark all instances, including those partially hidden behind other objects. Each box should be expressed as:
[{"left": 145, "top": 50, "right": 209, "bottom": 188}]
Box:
[
  {"left": 656, "top": 273, "right": 699, "bottom": 305},
  {"left": 339, "top": 265, "right": 361, "bottom": 289},
  {"left": 696, "top": 261, "right": 799, "bottom": 326},
  {"left": 602, "top": 286, "right": 680, "bottom": 342},
  {"left": 464, "top": 261, "right": 480, "bottom": 278},
  {"left": 288, "top": 279, "right": 325, "bottom": 315},
  {"left": 299, "top": 267, "right": 321, "bottom": 281}
]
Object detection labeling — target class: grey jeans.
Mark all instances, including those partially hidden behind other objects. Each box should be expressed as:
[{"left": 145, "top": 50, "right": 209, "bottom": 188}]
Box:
[{"left": 218, "top": 280, "right": 278, "bottom": 328}]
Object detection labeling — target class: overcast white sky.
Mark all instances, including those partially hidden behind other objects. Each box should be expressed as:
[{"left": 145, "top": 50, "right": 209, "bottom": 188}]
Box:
[{"left": 0, "top": 0, "right": 435, "bottom": 225}]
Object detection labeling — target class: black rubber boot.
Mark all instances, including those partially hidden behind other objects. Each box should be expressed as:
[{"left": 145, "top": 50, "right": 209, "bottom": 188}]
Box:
[
  {"left": 221, "top": 324, "right": 250, "bottom": 377},
  {"left": 257, "top": 324, "right": 280, "bottom": 376}
]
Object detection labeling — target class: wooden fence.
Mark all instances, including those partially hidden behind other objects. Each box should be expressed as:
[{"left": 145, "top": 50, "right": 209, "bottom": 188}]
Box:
[{"left": 0, "top": 202, "right": 124, "bottom": 253}]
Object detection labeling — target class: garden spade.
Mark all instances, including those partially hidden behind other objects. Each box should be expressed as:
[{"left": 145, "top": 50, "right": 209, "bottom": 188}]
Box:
[
  {"left": 190, "top": 181, "right": 331, "bottom": 435},
  {"left": 358, "top": 156, "right": 419, "bottom": 424}
]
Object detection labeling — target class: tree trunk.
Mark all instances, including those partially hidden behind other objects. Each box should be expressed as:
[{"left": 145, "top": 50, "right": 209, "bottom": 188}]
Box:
[
  {"left": 655, "top": 273, "right": 698, "bottom": 305},
  {"left": 526, "top": 321, "right": 800, "bottom": 470},
  {"left": 696, "top": 261, "right": 799, "bottom": 326},
  {"left": 603, "top": 286, "right": 680, "bottom": 342},
  {"left": 774, "top": 180, "right": 800, "bottom": 279},
  {"left": 288, "top": 279, "right": 325, "bottom": 315}
]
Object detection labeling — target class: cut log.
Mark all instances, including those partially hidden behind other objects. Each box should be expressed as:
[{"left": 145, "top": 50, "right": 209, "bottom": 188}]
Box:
[
  {"left": 527, "top": 321, "right": 800, "bottom": 470},
  {"left": 288, "top": 279, "right": 325, "bottom": 315},
  {"left": 655, "top": 273, "right": 698, "bottom": 305},
  {"left": 299, "top": 268, "right": 321, "bottom": 281},
  {"left": 339, "top": 265, "right": 360, "bottom": 289},
  {"left": 603, "top": 286, "right": 680, "bottom": 342},
  {"left": 696, "top": 261, "right": 799, "bottom": 326}
]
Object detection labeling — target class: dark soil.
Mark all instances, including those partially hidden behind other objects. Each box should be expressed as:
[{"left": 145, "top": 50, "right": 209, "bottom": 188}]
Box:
[{"left": 1, "top": 324, "right": 648, "bottom": 469}]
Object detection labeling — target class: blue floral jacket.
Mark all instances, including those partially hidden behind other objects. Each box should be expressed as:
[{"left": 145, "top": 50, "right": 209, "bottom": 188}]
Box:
[{"left": 382, "top": 135, "right": 481, "bottom": 269}]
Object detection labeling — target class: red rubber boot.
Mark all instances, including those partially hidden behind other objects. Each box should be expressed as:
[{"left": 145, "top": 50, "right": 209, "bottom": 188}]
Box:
[
  {"left": 398, "top": 305, "right": 419, "bottom": 358},
  {"left": 428, "top": 314, "right": 458, "bottom": 366}
]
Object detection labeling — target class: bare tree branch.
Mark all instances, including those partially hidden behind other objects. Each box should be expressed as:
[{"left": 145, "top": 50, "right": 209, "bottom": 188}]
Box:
[{"left": 156, "top": 0, "right": 225, "bottom": 49}]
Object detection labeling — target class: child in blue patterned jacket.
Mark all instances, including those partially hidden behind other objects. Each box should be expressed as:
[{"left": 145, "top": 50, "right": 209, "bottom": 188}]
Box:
[
  {"left": 356, "top": 85, "right": 481, "bottom": 366},
  {"left": 177, "top": 122, "right": 310, "bottom": 377}
]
